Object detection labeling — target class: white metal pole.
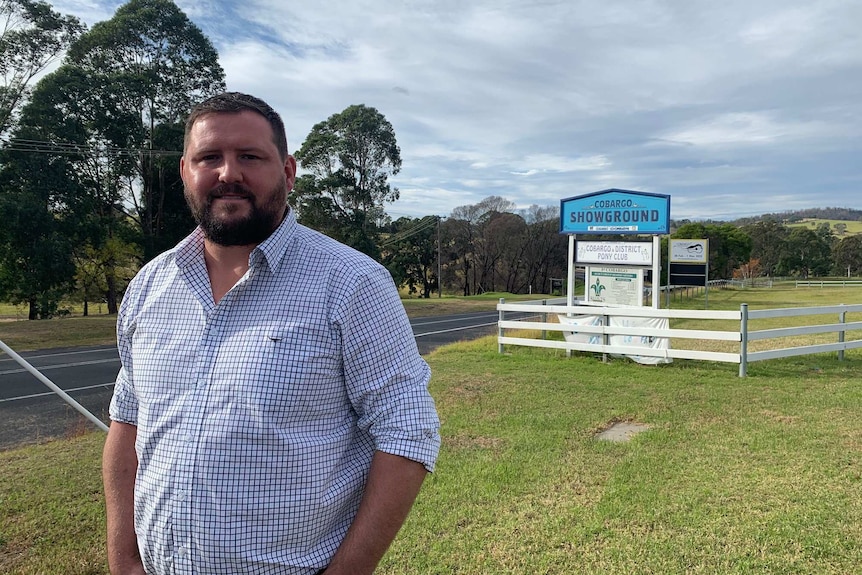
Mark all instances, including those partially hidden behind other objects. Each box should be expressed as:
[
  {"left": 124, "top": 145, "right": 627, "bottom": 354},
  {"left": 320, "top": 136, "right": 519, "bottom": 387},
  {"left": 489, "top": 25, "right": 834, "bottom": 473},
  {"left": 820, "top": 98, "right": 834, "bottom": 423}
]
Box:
[
  {"left": 567, "top": 234, "right": 576, "bottom": 308},
  {"left": 0, "top": 339, "right": 110, "bottom": 432},
  {"left": 652, "top": 235, "right": 661, "bottom": 309}
]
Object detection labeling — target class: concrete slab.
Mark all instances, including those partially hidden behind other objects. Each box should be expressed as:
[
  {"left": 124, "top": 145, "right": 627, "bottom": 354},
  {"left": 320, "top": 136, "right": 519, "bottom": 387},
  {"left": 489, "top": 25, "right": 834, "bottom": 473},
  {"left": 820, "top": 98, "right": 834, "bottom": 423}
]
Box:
[{"left": 595, "top": 421, "right": 650, "bottom": 442}]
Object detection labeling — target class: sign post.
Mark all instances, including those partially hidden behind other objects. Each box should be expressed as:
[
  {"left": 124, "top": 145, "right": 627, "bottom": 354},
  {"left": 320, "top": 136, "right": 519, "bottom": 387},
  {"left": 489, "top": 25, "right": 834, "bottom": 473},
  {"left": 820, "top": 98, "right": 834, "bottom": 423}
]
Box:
[
  {"left": 561, "top": 189, "right": 670, "bottom": 309},
  {"left": 669, "top": 239, "right": 709, "bottom": 308}
]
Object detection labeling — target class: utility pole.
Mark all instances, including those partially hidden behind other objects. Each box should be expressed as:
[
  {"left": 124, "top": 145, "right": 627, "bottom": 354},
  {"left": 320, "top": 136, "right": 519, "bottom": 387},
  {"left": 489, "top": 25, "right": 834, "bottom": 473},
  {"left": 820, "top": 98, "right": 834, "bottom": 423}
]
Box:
[{"left": 437, "top": 216, "right": 442, "bottom": 298}]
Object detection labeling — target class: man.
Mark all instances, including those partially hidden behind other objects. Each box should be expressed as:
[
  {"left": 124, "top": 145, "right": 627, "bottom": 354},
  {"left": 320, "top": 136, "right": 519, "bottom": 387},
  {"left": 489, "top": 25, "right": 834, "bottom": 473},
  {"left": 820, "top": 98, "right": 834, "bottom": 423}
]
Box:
[{"left": 103, "top": 92, "right": 441, "bottom": 575}]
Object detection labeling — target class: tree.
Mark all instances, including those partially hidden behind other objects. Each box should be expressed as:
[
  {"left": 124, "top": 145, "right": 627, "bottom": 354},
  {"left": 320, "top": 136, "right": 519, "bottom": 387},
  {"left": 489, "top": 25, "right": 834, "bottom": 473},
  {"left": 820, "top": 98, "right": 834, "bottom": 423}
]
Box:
[
  {"left": 72, "top": 237, "right": 141, "bottom": 316},
  {"left": 734, "top": 258, "right": 763, "bottom": 281},
  {"left": 674, "top": 222, "right": 752, "bottom": 280},
  {"left": 0, "top": 114, "right": 82, "bottom": 318},
  {"left": 487, "top": 211, "right": 529, "bottom": 293},
  {"left": 0, "top": 0, "right": 83, "bottom": 135},
  {"left": 382, "top": 216, "right": 439, "bottom": 298},
  {"left": 4, "top": 0, "right": 226, "bottom": 313},
  {"left": 294, "top": 104, "right": 401, "bottom": 258},
  {"left": 441, "top": 206, "right": 479, "bottom": 296},
  {"left": 64, "top": 0, "right": 224, "bottom": 262},
  {"left": 777, "top": 227, "right": 833, "bottom": 278},
  {"left": 440, "top": 196, "right": 518, "bottom": 295},
  {"left": 743, "top": 220, "right": 789, "bottom": 277},
  {"left": 832, "top": 235, "right": 862, "bottom": 277},
  {"left": 519, "top": 205, "right": 567, "bottom": 294}
]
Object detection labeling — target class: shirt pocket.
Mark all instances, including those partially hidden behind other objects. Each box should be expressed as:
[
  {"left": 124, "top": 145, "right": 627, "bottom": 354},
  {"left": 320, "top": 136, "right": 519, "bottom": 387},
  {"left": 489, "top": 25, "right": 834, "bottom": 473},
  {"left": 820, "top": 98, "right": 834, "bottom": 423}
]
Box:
[{"left": 219, "top": 320, "right": 346, "bottom": 426}]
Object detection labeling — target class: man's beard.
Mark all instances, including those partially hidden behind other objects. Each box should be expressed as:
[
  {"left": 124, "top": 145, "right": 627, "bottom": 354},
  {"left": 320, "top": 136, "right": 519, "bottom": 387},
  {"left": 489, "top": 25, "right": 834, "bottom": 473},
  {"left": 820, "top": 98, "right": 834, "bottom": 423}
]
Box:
[{"left": 187, "top": 182, "right": 287, "bottom": 246}]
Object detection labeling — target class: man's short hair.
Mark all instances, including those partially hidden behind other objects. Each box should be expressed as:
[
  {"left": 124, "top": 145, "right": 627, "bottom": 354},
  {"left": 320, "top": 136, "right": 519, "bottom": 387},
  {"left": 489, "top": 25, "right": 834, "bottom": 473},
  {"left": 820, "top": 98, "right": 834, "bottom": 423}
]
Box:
[{"left": 184, "top": 92, "right": 289, "bottom": 160}]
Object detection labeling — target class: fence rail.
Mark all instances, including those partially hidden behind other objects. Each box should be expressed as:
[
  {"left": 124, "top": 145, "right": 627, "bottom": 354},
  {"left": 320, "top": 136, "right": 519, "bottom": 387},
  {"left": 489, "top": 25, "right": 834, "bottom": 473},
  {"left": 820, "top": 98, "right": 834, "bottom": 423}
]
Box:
[
  {"left": 497, "top": 300, "right": 862, "bottom": 377},
  {"left": 796, "top": 280, "right": 862, "bottom": 288}
]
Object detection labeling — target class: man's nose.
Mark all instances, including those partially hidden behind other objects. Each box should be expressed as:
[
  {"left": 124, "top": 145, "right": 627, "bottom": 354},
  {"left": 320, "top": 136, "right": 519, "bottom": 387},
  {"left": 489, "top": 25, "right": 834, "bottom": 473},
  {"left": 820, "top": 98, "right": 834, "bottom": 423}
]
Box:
[{"left": 218, "top": 156, "right": 243, "bottom": 183}]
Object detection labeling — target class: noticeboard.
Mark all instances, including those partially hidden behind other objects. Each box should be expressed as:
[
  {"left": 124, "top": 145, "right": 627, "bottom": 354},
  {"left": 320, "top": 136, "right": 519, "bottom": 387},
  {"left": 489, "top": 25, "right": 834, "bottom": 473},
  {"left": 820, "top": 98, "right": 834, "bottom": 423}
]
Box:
[
  {"left": 586, "top": 266, "right": 644, "bottom": 306},
  {"left": 670, "top": 239, "right": 708, "bottom": 263}
]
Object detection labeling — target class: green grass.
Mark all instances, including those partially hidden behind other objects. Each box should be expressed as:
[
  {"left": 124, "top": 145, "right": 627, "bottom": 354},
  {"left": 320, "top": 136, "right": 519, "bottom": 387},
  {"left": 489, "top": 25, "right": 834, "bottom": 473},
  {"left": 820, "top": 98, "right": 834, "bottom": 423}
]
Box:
[
  {"left": 786, "top": 218, "right": 862, "bottom": 236},
  {"left": 381, "top": 340, "right": 862, "bottom": 574},
  {"left": 2, "top": 287, "right": 862, "bottom": 573}
]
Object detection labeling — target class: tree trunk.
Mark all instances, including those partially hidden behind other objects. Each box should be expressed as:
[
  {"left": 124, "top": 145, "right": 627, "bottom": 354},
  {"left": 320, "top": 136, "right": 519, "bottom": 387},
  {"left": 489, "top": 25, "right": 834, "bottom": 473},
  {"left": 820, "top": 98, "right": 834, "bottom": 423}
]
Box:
[{"left": 106, "top": 268, "right": 119, "bottom": 314}]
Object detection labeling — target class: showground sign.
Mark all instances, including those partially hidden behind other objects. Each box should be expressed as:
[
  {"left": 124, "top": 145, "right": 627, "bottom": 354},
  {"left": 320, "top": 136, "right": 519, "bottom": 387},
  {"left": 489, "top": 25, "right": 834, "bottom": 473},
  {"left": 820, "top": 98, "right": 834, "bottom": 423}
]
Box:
[{"left": 560, "top": 189, "right": 671, "bottom": 235}]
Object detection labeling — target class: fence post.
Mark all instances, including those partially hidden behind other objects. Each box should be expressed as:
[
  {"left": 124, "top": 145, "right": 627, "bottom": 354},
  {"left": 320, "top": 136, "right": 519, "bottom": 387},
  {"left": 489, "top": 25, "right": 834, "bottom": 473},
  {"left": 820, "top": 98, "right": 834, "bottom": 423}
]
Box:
[
  {"left": 739, "top": 303, "right": 749, "bottom": 378},
  {"left": 541, "top": 299, "right": 547, "bottom": 340},
  {"left": 838, "top": 306, "right": 846, "bottom": 362},
  {"left": 602, "top": 313, "right": 609, "bottom": 363},
  {"left": 498, "top": 298, "right": 505, "bottom": 354}
]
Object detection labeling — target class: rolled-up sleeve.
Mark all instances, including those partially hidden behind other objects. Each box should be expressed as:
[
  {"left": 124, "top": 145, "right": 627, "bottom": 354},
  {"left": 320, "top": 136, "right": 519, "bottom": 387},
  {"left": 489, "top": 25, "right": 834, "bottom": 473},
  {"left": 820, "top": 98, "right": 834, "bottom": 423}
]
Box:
[
  {"left": 109, "top": 287, "right": 139, "bottom": 426},
  {"left": 339, "top": 265, "right": 441, "bottom": 472},
  {"left": 109, "top": 365, "right": 139, "bottom": 425}
]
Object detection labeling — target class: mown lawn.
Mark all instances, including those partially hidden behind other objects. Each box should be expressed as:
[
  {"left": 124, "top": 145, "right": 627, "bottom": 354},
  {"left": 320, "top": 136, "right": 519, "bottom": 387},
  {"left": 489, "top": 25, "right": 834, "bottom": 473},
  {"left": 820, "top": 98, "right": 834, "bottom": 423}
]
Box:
[{"left": 1, "top": 286, "right": 861, "bottom": 573}]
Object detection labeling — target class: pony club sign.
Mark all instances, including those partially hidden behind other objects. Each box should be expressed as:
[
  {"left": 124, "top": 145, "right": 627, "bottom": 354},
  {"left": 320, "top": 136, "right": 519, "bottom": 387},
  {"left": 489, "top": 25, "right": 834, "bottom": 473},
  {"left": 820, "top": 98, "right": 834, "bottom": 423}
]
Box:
[{"left": 560, "top": 189, "right": 671, "bottom": 235}]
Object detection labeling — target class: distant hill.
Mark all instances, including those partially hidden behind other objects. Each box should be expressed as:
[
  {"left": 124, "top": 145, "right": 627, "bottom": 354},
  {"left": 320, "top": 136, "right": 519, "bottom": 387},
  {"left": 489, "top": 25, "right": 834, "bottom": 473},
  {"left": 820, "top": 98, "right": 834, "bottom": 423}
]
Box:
[
  {"left": 729, "top": 207, "right": 862, "bottom": 226},
  {"left": 671, "top": 207, "right": 862, "bottom": 235}
]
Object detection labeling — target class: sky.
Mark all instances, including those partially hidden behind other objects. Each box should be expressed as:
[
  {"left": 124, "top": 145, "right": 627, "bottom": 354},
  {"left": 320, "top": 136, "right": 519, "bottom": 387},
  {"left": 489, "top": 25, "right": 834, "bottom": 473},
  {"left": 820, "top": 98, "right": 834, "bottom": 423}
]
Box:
[{"left": 50, "top": 0, "right": 862, "bottom": 222}]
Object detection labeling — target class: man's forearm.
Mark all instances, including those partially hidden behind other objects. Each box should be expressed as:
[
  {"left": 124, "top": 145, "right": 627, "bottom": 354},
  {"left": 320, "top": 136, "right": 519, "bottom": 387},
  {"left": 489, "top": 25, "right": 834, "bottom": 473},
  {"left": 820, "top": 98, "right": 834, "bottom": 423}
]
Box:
[
  {"left": 103, "top": 421, "right": 145, "bottom": 575},
  {"left": 325, "top": 451, "right": 428, "bottom": 575}
]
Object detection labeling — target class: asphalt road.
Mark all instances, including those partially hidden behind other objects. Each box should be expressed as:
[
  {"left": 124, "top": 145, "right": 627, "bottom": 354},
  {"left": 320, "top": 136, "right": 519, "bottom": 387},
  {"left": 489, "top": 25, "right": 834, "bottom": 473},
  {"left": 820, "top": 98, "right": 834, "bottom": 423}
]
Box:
[{"left": 0, "top": 309, "right": 536, "bottom": 450}]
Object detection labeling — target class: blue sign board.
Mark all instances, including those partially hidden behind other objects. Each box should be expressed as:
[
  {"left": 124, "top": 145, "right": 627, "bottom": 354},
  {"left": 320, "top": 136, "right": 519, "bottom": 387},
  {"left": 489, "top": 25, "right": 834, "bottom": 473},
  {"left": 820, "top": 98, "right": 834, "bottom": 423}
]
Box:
[{"left": 560, "top": 189, "right": 670, "bottom": 235}]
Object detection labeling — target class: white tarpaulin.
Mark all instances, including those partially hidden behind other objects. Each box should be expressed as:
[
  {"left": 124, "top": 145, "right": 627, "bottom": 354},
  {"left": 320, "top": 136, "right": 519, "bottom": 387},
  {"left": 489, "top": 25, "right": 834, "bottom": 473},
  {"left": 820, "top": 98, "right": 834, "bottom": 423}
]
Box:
[{"left": 557, "top": 314, "right": 672, "bottom": 365}]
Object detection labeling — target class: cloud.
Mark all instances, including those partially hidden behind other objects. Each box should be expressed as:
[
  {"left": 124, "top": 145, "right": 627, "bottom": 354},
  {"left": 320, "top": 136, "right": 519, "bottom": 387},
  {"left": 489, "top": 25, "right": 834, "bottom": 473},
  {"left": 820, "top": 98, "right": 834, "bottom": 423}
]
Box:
[{"left": 48, "top": 0, "right": 862, "bottom": 222}]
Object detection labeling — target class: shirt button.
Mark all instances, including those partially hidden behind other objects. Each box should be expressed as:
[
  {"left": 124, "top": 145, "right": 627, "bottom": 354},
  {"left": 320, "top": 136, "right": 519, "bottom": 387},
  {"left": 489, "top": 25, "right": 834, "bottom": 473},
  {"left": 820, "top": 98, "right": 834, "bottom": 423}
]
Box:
[
  {"left": 177, "top": 546, "right": 187, "bottom": 558},
  {"left": 177, "top": 489, "right": 186, "bottom": 501}
]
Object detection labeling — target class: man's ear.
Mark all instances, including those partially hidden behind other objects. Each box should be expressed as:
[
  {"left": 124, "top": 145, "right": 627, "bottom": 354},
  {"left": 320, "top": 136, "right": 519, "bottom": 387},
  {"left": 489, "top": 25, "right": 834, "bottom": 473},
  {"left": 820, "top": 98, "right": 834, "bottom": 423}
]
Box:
[{"left": 285, "top": 155, "right": 297, "bottom": 190}]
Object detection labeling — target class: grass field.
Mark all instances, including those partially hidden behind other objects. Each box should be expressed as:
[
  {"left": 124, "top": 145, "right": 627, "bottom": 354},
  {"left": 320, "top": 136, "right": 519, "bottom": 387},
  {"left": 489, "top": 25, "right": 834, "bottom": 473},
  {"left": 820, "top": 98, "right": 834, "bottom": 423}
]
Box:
[
  {"left": 1, "top": 287, "right": 861, "bottom": 574},
  {"left": 786, "top": 217, "right": 862, "bottom": 236}
]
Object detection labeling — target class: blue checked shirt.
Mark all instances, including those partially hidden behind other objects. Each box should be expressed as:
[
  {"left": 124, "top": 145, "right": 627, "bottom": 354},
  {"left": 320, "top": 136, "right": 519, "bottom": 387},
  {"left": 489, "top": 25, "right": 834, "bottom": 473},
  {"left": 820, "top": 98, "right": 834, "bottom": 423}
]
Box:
[{"left": 109, "top": 210, "right": 441, "bottom": 575}]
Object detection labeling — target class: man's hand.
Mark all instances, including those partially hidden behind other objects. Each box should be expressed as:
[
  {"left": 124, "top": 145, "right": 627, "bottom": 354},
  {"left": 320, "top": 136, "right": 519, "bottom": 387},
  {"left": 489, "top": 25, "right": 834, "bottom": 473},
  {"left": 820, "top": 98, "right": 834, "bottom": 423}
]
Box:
[{"left": 324, "top": 451, "right": 428, "bottom": 575}]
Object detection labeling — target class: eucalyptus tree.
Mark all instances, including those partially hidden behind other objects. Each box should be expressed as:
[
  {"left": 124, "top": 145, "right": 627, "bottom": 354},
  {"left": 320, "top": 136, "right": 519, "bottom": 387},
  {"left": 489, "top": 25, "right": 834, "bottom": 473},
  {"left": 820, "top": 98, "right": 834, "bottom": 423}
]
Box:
[
  {"left": 486, "top": 211, "right": 529, "bottom": 293},
  {"left": 0, "top": 0, "right": 224, "bottom": 314},
  {"left": 294, "top": 104, "right": 401, "bottom": 257},
  {"left": 519, "top": 204, "right": 567, "bottom": 295},
  {"left": 381, "top": 216, "right": 439, "bottom": 298},
  {"left": 832, "top": 235, "right": 862, "bottom": 277},
  {"left": 0, "top": 95, "right": 83, "bottom": 318},
  {"left": 673, "top": 222, "right": 752, "bottom": 280},
  {"left": 742, "top": 219, "right": 790, "bottom": 277},
  {"left": 63, "top": 0, "right": 225, "bottom": 262},
  {"left": 441, "top": 196, "right": 518, "bottom": 295},
  {"left": 443, "top": 203, "right": 483, "bottom": 296},
  {"left": 0, "top": 0, "right": 83, "bottom": 135},
  {"left": 778, "top": 226, "right": 833, "bottom": 278}
]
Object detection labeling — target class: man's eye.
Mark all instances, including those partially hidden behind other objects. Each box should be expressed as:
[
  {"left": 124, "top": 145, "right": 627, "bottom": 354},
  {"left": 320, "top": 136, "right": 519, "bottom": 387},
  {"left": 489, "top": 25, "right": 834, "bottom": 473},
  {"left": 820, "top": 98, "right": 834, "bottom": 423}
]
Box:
[{"left": 241, "top": 154, "right": 260, "bottom": 160}]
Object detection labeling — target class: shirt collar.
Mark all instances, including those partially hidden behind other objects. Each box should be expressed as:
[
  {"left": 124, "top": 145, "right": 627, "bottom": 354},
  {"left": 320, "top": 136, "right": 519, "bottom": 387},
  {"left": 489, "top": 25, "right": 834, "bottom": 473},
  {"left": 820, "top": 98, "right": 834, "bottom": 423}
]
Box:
[
  {"left": 173, "top": 209, "right": 297, "bottom": 273},
  {"left": 250, "top": 209, "right": 296, "bottom": 273}
]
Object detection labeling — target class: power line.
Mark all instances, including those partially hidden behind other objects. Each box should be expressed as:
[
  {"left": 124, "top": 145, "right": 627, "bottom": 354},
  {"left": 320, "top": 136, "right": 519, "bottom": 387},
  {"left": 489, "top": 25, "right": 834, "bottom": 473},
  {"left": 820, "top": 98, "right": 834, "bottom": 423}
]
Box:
[
  {"left": 379, "top": 215, "right": 438, "bottom": 247},
  {"left": 0, "top": 137, "right": 181, "bottom": 158}
]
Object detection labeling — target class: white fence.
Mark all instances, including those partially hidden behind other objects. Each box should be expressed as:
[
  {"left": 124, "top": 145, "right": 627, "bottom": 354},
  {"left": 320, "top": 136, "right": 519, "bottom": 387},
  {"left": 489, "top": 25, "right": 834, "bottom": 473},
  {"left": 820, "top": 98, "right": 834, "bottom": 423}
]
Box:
[
  {"left": 496, "top": 300, "right": 862, "bottom": 377},
  {"left": 796, "top": 280, "right": 862, "bottom": 288}
]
